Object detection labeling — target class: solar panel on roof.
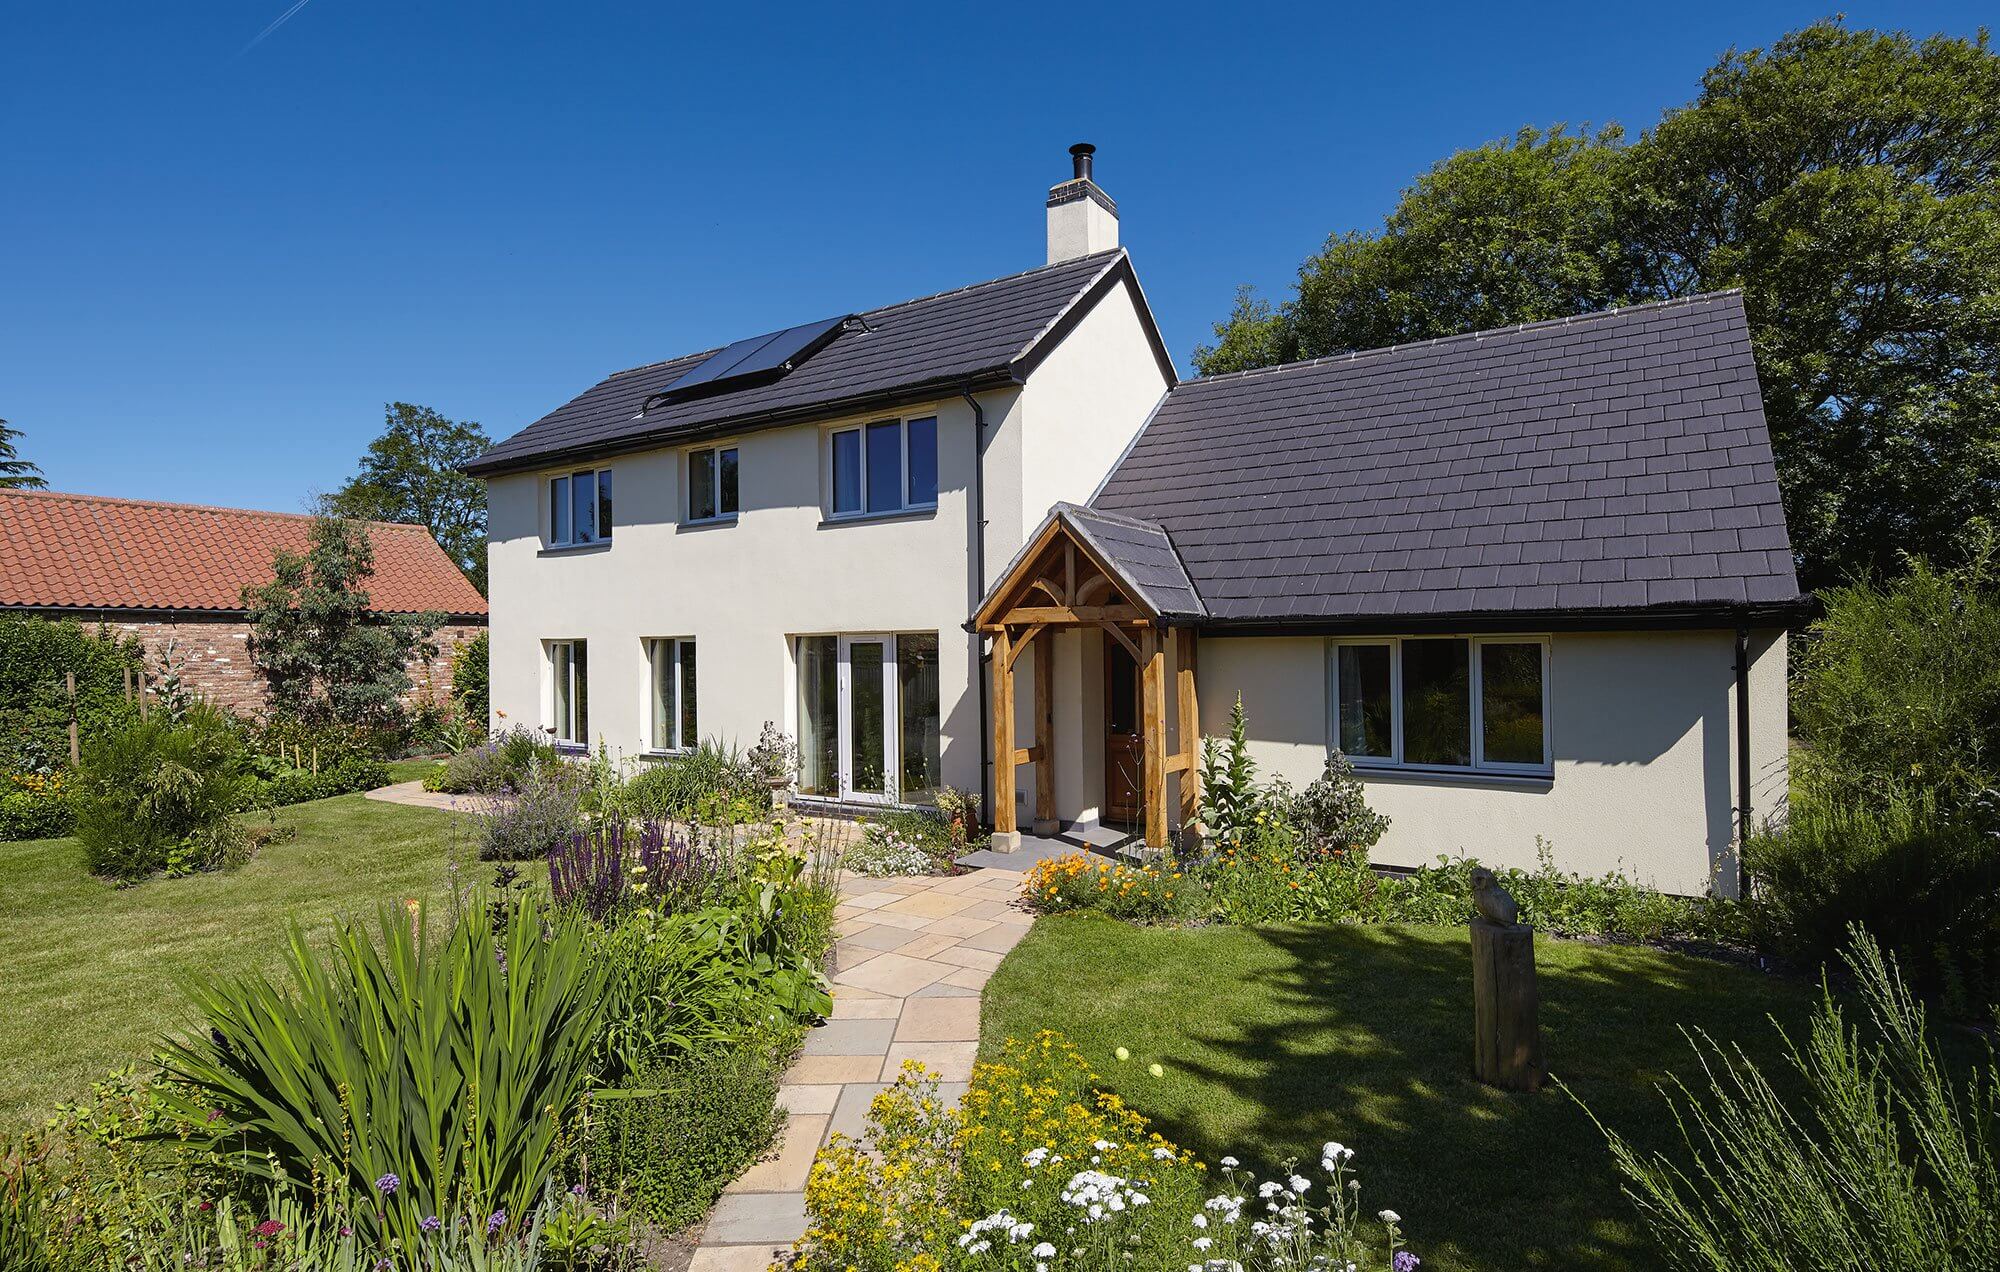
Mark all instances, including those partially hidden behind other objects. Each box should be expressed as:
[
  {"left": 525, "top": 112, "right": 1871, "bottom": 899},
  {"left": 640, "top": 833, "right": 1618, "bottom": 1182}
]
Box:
[{"left": 657, "top": 314, "right": 853, "bottom": 402}]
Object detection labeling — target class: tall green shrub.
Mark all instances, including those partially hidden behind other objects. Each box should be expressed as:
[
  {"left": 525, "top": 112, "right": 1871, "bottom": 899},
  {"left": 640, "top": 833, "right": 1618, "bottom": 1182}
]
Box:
[
  {"left": 0, "top": 616, "right": 142, "bottom": 773},
  {"left": 1582, "top": 930, "right": 2000, "bottom": 1271},
  {"left": 1196, "top": 694, "right": 1261, "bottom": 844},
  {"left": 241, "top": 516, "right": 440, "bottom": 732},
  {"left": 1792, "top": 548, "right": 2000, "bottom": 806},
  {"left": 155, "top": 892, "right": 609, "bottom": 1250},
  {"left": 452, "top": 629, "right": 490, "bottom": 725},
  {"left": 589, "top": 1044, "right": 784, "bottom": 1231},
  {"left": 71, "top": 703, "right": 255, "bottom": 881}
]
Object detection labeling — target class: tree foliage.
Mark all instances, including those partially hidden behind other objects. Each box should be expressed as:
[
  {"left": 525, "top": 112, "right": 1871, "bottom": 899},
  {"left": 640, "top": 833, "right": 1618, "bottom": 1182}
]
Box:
[
  {"left": 0, "top": 616, "right": 142, "bottom": 773},
  {"left": 0, "top": 418, "right": 46, "bottom": 490},
  {"left": 241, "top": 516, "right": 439, "bottom": 730},
  {"left": 1196, "top": 21, "right": 2000, "bottom": 590},
  {"left": 328, "top": 402, "right": 491, "bottom": 594}
]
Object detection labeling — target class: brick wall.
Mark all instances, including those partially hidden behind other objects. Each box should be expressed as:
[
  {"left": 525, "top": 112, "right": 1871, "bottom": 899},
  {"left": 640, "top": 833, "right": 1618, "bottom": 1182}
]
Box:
[{"left": 104, "top": 615, "right": 486, "bottom": 718}]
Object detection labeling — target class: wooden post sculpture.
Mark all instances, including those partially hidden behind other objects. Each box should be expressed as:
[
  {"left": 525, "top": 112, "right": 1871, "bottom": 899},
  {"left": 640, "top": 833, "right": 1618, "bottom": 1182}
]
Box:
[{"left": 1469, "top": 867, "right": 1544, "bottom": 1092}]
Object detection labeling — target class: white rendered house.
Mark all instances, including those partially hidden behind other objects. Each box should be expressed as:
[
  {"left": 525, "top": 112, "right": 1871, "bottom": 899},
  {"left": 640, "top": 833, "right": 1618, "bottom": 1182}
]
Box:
[{"left": 468, "top": 145, "right": 1801, "bottom": 897}]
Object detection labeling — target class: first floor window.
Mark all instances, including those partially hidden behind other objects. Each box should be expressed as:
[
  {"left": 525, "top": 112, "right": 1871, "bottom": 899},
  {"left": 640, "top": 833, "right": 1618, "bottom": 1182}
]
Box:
[
  {"left": 688, "top": 446, "right": 739, "bottom": 522},
  {"left": 1330, "top": 636, "right": 1548, "bottom": 773},
  {"left": 829, "top": 416, "right": 937, "bottom": 517},
  {"left": 549, "top": 468, "right": 612, "bottom": 546},
  {"left": 795, "top": 632, "right": 942, "bottom": 803},
  {"left": 549, "top": 640, "right": 588, "bottom": 745},
  {"left": 648, "top": 638, "right": 697, "bottom": 751}
]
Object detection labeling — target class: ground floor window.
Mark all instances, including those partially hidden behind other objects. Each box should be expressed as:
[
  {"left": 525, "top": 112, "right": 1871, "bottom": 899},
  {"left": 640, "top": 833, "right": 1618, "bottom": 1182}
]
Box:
[
  {"left": 549, "top": 639, "right": 588, "bottom": 746},
  {"left": 796, "top": 632, "right": 941, "bottom": 803},
  {"left": 1329, "top": 636, "right": 1549, "bottom": 773},
  {"left": 647, "top": 637, "right": 697, "bottom": 751}
]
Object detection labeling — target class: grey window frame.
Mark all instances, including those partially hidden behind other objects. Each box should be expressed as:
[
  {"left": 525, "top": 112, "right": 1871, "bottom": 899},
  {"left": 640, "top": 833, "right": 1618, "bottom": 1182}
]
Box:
[{"left": 1326, "top": 635, "right": 1552, "bottom": 776}]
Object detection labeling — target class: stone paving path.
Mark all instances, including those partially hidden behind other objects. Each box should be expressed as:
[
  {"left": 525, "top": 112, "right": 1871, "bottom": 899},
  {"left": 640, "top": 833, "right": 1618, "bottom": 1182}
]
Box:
[
  {"left": 363, "top": 779, "right": 488, "bottom": 814},
  {"left": 690, "top": 863, "right": 1033, "bottom": 1271}
]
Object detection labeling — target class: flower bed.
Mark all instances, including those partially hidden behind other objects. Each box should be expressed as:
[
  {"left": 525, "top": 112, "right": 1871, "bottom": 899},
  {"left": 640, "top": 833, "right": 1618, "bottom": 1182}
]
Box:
[{"left": 796, "top": 1031, "right": 1417, "bottom": 1271}]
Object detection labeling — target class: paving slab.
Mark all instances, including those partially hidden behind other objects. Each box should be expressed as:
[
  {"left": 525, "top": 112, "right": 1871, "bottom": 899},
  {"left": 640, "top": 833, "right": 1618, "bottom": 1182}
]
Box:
[
  {"left": 878, "top": 891, "right": 982, "bottom": 919},
  {"left": 702, "top": 1192, "right": 810, "bottom": 1246},
  {"left": 688, "top": 1244, "right": 786, "bottom": 1272},
  {"left": 883, "top": 1040, "right": 979, "bottom": 1082},
  {"left": 842, "top": 924, "right": 924, "bottom": 952},
  {"left": 782, "top": 1054, "right": 885, "bottom": 1085},
  {"left": 894, "top": 996, "right": 982, "bottom": 1042},
  {"left": 776, "top": 1084, "right": 841, "bottom": 1116},
  {"left": 833, "top": 951, "right": 955, "bottom": 997},
  {"left": 908, "top": 980, "right": 981, "bottom": 998},
  {"left": 828, "top": 995, "right": 903, "bottom": 1021},
  {"left": 956, "top": 923, "right": 1030, "bottom": 954},
  {"left": 800, "top": 1017, "right": 898, "bottom": 1056}
]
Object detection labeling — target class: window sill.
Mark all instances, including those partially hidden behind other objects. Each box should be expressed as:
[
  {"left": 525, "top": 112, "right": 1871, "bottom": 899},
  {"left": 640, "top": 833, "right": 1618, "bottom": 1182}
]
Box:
[
  {"left": 553, "top": 741, "right": 589, "bottom": 756},
  {"left": 539, "top": 541, "right": 612, "bottom": 557},
  {"left": 637, "top": 748, "right": 693, "bottom": 761},
  {"left": 1350, "top": 764, "right": 1552, "bottom": 791},
  {"left": 789, "top": 793, "right": 939, "bottom": 817},
  {"left": 678, "top": 515, "right": 738, "bottom": 532},
  {"left": 818, "top": 506, "right": 937, "bottom": 529}
]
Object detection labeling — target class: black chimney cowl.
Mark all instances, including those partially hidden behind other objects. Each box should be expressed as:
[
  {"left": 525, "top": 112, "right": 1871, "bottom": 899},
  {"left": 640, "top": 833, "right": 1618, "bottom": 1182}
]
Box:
[{"left": 1070, "top": 143, "right": 1095, "bottom": 181}]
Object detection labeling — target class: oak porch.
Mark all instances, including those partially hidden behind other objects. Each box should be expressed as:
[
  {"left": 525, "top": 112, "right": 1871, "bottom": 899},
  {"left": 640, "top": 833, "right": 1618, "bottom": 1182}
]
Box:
[{"left": 973, "top": 515, "right": 1199, "bottom": 852}]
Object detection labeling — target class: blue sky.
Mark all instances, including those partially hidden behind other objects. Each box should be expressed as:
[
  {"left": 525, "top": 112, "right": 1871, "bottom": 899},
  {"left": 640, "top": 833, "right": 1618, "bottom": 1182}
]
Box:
[{"left": 3, "top": 1, "right": 1990, "bottom": 512}]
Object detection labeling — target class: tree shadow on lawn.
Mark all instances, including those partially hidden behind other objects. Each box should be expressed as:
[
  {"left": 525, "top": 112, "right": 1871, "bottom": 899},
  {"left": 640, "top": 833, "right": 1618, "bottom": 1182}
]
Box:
[{"left": 1053, "top": 921, "right": 1817, "bottom": 1272}]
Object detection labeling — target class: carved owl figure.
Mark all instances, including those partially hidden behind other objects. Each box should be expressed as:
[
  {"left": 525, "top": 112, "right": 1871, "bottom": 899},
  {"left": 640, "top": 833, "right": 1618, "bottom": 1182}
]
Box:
[{"left": 1469, "top": 867, "right": 1519, "bottom": 926}]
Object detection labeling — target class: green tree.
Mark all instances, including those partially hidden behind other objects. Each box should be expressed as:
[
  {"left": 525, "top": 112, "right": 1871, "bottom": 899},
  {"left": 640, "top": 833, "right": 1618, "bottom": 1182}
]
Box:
[
  {"left": 1197, "top": 21, "right": 2000, "bottom": 591},
  {"left": 241, "top": 516, "right": 439, "bottom": 730},
  {"left": 328, "top": 402, "right": 491, "bottom": 594},
  {"left": 0, "top": 419, "right": 47, "bottom": 489}
]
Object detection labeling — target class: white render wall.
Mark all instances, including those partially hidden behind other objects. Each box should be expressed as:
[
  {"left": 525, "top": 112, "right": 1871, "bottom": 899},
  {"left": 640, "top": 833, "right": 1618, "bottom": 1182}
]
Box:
[
  {"left": 1197, "top": 629, "right": 1789, "bottom": 897},
  {"left": 486, "top": 390, "right": 1007, "bottom": 795},
  {"left": 486, "top": 275, "right": 1172, "bottom": 801}
]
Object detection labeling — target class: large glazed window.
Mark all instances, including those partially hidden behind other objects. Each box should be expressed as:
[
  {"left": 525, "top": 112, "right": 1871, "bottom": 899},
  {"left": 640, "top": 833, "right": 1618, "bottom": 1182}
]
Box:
[
  {"left": 795, "top": 632, "right": 942, "bottom": 803},
  {"left": 549, "top": 640, "right": 588, "bottom": 746},
  {"left": 828, "top": 416, "right": 939, "bottom": 518},
  {"left": 548, "top": 468, "right": 612, "bottom": 547},
  {"left": 648, "top": 638, "right": 697, "bottom": 752},
  {"left": 1329, "top": 637, "right": 1549, "bottom": 775},
  {"left": 688, "top": 446, "right": 739, "bottom": 523}
]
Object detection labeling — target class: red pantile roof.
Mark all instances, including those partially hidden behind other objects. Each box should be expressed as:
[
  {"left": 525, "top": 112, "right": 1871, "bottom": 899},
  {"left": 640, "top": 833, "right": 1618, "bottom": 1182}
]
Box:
[{"left": 0, "top": 490, "right": 488, "bottom": 617}]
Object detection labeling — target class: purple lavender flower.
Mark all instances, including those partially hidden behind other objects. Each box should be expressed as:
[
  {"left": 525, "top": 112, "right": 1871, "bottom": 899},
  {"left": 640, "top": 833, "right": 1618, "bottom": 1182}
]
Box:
[
  {"left": 374, "top": 1173, "right": 399, "bottom": 1195},
  {"left": 570, "top": 1182, "right": 588, "bottom": 1197},
  {"left": 420, "top": 1215, "right": 442, "bottom": 1233},
  {"left": 1394, "top": 1252, "right": 1421, "bottom": 1271},
  {"left": 486, "top": 1209, "right": 507, "bottom": 1235}
]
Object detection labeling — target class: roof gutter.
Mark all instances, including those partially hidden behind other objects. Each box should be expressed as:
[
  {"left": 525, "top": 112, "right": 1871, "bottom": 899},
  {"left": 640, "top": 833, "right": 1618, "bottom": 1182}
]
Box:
[
  {"left": 1184, "top": 598, "right": 1816, "bottom": 638},
  {"left": 461, "top": 368, "right": 1023, "bottom": 479}
]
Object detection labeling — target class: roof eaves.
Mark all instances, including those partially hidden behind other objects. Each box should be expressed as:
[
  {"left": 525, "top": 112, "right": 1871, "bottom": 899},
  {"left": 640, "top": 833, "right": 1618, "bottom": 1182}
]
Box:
[{"left": 1007, "top": 251, "right": 1179, "bottom": 389}]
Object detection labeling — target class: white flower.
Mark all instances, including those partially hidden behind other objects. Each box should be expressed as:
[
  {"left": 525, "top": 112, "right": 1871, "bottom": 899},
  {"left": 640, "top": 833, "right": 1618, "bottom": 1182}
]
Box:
[
  {"left": 1191, "top": 1214, "right": 1208, "bottom": 1229},
  {"left": 1193, "top": 1237, "right": 1213, "bottom": 1251},
  {"left": 1220, "top": 1156, "right": 1240, "bottom": 1169},
  {"left": 1379, "top": 1209, "right": 1401, "bottom": 1224},
  {"left": 1288, "top": 1174, "right": 1311, "bottom": 1193},
  {"left": 1020, "top": 1179, "right": 1033, "bottom": 1190},
  {"left": 1153, "top": 1146, "right": 1175, "bottom": 1160},
  {"left": 1023, "top": 1147, "right": 1050, "bottom": 1168},
  {"left": 1032, "top": 1243, "right": 1056, "bottom": 1259}
]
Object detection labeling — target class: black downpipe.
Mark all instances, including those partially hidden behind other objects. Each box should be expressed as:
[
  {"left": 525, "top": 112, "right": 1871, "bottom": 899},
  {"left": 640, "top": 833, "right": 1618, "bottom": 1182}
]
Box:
[
  {"left": 1735, "top": 624, "right": 1753, "bottom": 898},
  {"left": 962, "top": 387, "right": 991, "bottom": 829}
]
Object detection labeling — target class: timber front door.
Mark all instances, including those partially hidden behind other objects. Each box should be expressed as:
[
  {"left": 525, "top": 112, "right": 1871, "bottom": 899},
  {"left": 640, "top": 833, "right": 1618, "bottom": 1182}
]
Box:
[{"left": 1104, "top": 642, "right": 1142, "bottom": 823}]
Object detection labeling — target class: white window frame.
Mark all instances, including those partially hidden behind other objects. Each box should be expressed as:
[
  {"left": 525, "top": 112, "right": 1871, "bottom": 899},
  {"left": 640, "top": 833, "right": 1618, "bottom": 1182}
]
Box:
[
  {"left": 793, "top": 631, "right": 942, "bottom": 806},
  {"left": 548, "top": 467, "right": 612, "bottom": 547},
  {"left": 685, "top": 446, "right": 739, "bottom": 524},
  {"left": 826, "top": 415, "right": 938, "bottom": 519},
  {"left": 548, "top": 639, "right": 587, "bottom": 746},
  {"left": 646, "top": 637, "right": 697, "bottom": 753},
  {"left": 1327, "top": 635, "right": 1552, "bottom": 776}
]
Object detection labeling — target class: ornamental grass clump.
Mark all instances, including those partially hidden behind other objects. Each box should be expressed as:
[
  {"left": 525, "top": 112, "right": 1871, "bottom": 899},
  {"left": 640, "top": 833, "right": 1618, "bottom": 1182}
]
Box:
[
  {"left": 1578, "top": 928, "right": 2000, "bottom": 1270},
  {"left": 795, "top": 1030, "right": 1417, "bottom": 1271}
]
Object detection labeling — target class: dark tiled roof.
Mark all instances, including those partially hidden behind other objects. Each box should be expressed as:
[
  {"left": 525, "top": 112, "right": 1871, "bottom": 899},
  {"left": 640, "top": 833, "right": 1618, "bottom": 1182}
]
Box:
[
  {"left": 1093, "top": 291, "right": 1801, "bottom": 625},
  {"left": 0, "top": 490, "right": 488, "bottom": 616},
  {"left": 1057, "top": 503, "right": 1205, "bottom": 619},
  {"left": 468, "top": 250, "right": 1160, "bottom": 476}
]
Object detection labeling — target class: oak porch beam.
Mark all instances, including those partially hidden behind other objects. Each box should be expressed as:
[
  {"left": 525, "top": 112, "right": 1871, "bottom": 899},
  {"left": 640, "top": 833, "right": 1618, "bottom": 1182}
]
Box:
[{"left": 996, "top": 604, "right": 1143, "bottom": 625}]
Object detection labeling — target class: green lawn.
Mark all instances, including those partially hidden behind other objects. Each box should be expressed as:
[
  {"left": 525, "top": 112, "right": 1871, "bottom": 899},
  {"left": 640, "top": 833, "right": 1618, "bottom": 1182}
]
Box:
[
  {"left": 982, "top": 915, "right": 1820, "bottom": 1272},
  {"left": 0, "top": 783, "right": 474, "bottom": 1129}
]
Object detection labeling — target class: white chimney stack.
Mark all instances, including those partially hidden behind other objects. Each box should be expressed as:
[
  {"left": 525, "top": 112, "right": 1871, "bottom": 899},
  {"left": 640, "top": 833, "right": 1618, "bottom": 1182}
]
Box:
[{"left": 1046, "top": 142, "right": 1118, "bottom": 265}]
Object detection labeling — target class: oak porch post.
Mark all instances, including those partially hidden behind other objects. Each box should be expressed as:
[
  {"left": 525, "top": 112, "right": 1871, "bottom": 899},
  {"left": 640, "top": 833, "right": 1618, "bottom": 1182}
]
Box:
[
  {"left": 991, "top": 627, "right": 1018, "bottom": 846},
  {"left": 1141, "top": 625, "right": 1168, "bottom": 852},
  {"left": 1175, "top": 628, "right": 1200, "bottom": 836},
  {"left": 1033, "top": 630, "right": 1057, "bottom": 835}
]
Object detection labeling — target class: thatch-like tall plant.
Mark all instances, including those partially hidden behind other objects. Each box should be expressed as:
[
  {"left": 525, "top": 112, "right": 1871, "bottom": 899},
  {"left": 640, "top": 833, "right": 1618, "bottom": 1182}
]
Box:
[
  {"left": 155, "top": 892, "right": 608, "bottom": 1250},
  {"left": 1576, "top": 929, "right": 1999, "bottom": 1270}
]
